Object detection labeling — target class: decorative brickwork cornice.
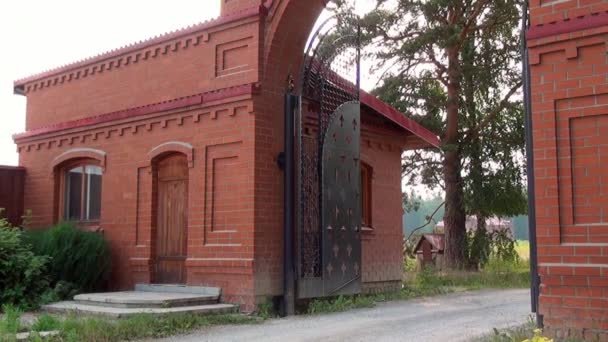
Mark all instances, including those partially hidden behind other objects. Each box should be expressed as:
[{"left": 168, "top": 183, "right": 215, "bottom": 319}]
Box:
[
  {"left": 13, "top": 83, "right": 259, "bottom": 143},
  {"left": 13, "top": 5, "right": 267, "bottom": 94},
  {"left": 15, "top": 99, "right": 253, "bottom": 154},
  {"left": 527, "top": 10, "right": 608, "bottom": 41}
]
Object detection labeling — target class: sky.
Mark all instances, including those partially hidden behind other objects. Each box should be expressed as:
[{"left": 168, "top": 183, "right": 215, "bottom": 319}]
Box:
[
  {"left": 0, "top": 0, "right": 222, "bottom": 165},
  {"left": 0, "top": 0, "right": 385, "bottom": 165},
  {"left": 0, "top": 0, "right": 434, "bottom": 199}
]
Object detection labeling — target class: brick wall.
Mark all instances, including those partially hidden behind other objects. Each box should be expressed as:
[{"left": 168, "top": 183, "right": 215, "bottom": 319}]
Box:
[
  {"left": 252, "top": 0, "right": 327, "bottom": 303},
  {"left": 16, "top": 10, "right": 262, "bottom": 131},
  {"left": 360, "top": 138, "right": 405, "bottom": 292},
  {"left": 15, "top": 0, "right": 414, "bottom": 312},
  {"left": 528, "top": 0, "right": 608, "bottom": 339},
  {"left": 18, "top": 97, "right": 258, "bottom": 309}
]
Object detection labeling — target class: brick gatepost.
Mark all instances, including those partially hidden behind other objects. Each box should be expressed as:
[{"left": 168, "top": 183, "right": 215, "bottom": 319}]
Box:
[{"left": 528, "top": 0, "right": 608, "bottom": 340}]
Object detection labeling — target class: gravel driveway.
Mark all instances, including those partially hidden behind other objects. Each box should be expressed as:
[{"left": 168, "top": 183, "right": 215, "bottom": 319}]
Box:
[{"left": 152, "top": 289, "right": 531, "bottom": 342}]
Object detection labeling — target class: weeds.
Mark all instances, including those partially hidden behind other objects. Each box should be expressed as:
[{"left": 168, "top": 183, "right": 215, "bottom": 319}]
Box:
[
  {"left": 54, "top": 313, "right": 256, "bottom": 341},
  {"left": 255, "top": 300, "right": 278, "bottom": 319},
  {"left": 472, "top": 316, "right": 584, "bottom": 342},
  {"left": 0, "top": 312, "right": 256, "bottom": 342},
  {"left": 30, "top": 314, "right": 60, "bottom": 332},
  {"left": 307, "top": 295, "right": 375, "bottom": 314},
  {"left": 0, "top": 305, "right": 22, "bottom": 338},
  {"left": 305, "top": 253, "right": 529, "bottom": 315}
]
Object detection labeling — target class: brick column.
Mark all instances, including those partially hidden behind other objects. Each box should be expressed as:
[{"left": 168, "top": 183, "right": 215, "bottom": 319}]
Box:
[{"left": 528, "top": 1, "right": 608, "bottom": 340}]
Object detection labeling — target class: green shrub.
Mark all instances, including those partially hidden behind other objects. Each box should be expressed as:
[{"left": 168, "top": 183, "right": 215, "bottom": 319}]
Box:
[
  {"left": 306, "top": 295, "right": 375, "bottom": 314},
  {"left": 25, "top": 222, "right": 111, "bottom": 294},
  {"left": 0, "top": 305, "right": 23, "bottom": 337},
  {"left": 0, "top": 218, "right": 50, "bottom": 309},
  {"left": 31, "top": 314, "right": 61, "bottom": 332}
]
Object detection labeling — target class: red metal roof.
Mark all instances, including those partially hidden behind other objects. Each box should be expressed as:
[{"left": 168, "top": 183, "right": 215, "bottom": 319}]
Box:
[
  {"left": 414, "top": 234, "right": 445, "bottom": 252},
  {"left": 360, "top": 91, "right": 440, "bottom": 148}
]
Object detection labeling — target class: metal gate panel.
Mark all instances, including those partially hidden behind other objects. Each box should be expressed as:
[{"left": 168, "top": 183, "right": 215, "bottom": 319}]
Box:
[
  {"left": 295, "top": 14, "right": 361, "bottom": 299},
  {"left": 321, "top": 102, "right": 361, "bottom": 295}
]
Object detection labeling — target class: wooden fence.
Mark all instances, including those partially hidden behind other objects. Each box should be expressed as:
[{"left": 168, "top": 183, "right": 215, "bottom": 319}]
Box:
[{"left": 0, "top": 166, "right": 25, "bottom": 226}]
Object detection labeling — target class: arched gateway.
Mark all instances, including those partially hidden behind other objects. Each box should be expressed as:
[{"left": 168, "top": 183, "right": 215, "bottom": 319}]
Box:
[{"left": 13, "top": 0, "right": 440, "bottom": 312}]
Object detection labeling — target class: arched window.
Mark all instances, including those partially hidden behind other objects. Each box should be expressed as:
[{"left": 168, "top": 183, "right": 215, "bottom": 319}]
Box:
[
  {"left": 361, "top": 162, "right": 373, "bottom": 227},
  {"left": 60, "top": 161, "right": 102, "bottom": 222}
]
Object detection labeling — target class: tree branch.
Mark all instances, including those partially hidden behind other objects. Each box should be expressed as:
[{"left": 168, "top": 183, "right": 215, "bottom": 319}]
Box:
[
  {"left": 461, "top": 80, "right": 522, "bottom": 144},
  {"left": 406, "top": 201, "right": 446, "bottom": 241}
]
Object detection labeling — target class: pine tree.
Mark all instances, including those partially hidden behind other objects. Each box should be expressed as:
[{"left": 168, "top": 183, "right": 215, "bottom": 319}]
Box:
[{"left": 335, "top": 0, "right": 526, "bottom": 268}]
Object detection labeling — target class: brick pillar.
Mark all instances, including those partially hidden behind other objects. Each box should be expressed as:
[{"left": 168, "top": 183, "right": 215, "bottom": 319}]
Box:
[
  {"left": 528, "top": 1, "right": 608, "bottom": 340},
  {"left": 220, "top": 0, "right": 263, "bottom": 16}
]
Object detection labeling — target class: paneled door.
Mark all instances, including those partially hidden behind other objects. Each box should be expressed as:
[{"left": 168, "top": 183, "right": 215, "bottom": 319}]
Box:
[{"left": 155, "top": 153, "right": 188, "bottom": 284}]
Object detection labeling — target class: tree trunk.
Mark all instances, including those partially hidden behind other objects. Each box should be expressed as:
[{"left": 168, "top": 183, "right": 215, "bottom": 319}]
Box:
[
  {"left": 463, "top": 35, "right": 484, "bottom": 270},
  {"left": 443, "top": 45, "right": 467, "bottom": 269}
]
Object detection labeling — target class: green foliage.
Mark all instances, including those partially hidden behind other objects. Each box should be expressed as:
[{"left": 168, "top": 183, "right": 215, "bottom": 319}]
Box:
[
  {"left": 407, "top": 254, "right": 530, "bottom": 291},
  {"left": 255, "top": 300, "right": 278, "bottom": 319},
  {"left": 25, "top": 223, "right": 111, "bottom": 294},
  {"left": 334, "top": 0, "right": 527, "bottom": 268},
  {"left": 31, "top": 314, "right": 61, "bottom": 332},
  {"left": 0, "top": 219, "right": 50, "bottom": 310},
  {"left": 0, "top": 305, "right": 23, "bottom": 338},
  {"left": 45, "top": 313, "right": 256, "bottom": 342},
  {"left": 474, "top": 318, "right": 559, "bottom": 342},
  {"left": 493, "top": 229, "right": 519, "bottom": 262},
  {"left": 466, "top": 227, "right": 521, "bottom": 271},
  {"left": 306, "top": 295, "right": 375, "bottom": 315}
]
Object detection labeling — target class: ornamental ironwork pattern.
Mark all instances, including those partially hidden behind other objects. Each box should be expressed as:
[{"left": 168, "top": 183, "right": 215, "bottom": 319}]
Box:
[{"left": 296, "top": 14, "right": 361, "bottom": 298}]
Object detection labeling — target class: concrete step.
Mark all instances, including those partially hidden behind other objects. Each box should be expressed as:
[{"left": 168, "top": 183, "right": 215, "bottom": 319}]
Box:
[
  {"left": 73, "top": 291, "right": 219, "bottom": 308},
  {"left": 42, "top": 301, "right": 238, "bottom": 318},
  {"left": 135, "top": 284, "right": 221, "bottom": 297}
]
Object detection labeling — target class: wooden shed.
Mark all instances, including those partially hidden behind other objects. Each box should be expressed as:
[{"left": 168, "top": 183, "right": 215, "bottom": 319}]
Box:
[{"left": 414, "top": 234, "right": 445, "bottom": 269}]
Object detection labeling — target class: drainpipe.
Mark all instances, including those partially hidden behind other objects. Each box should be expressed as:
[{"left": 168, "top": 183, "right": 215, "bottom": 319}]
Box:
[
  {"left": 521, "top": 0, "right": 542, "bottom": 328},
  {"left": 281, "top": 92, "right": 297, "bottom": 316}
]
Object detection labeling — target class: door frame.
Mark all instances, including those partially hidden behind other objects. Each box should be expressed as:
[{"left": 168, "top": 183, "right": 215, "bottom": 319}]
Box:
[{"left": 151, "top": 151, "right": 190, "bottom": 284}]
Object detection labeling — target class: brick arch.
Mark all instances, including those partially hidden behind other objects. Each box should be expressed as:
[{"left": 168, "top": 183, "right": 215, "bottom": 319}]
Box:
[
  {"left": 51, "top": 148, "right": 107, "bottom": 175},
  {"left": 147, "top": 141, "right": 194, "bottom": 168},
  {"left": 262, "top": 0, "right": 328, "bottom": 91}
]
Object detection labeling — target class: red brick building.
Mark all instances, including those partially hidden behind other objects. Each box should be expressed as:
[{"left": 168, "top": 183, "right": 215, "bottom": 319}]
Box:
[
  {"left": 12, "top": 0, "right": 439, "bottom": 311},
  {"left": 528, "top": 0, "right": 608, "bottom": 339}
]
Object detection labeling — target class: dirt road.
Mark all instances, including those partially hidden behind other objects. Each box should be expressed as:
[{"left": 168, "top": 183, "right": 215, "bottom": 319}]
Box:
[{"left": 153, "top": 289, "right": 531, "bottom": 342}]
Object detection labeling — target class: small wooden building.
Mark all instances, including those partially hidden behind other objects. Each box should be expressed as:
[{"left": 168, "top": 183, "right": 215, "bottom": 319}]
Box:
[{"left": 414, "top": 234, "right": 445, "bottom": 269}]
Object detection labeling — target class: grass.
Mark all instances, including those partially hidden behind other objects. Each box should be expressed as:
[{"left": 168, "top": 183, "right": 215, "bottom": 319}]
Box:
[
  {"left": 306, "top": 254, "right": 531, "bottom": 315},
  {"left": 0, "top": 312, "right": 258, "bottom": 342},
  {"left": 405, "top": 256, "right": 530, "bottom": 291},
  {"left": 473, "top": 317, "right": 542, "bottom": 342},
  {"left": 30, "top": 314, "right": 60, "bottom": 332},
  {"left": 306, "top": 295, "right": 376, "bottom": 314},
  {"left": 516, "top": 240, "right": 530, "bottom": 261},
  {"left": 0, "top": 305, "right": 22, "bottom": 337},
  {"left": 474, "top": 317, "right": 585, "bottom": 342}
]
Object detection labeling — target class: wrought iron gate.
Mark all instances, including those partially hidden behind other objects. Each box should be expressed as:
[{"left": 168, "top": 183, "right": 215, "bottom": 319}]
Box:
[{"left": 296, "top": 15, "right": 361, "bottom": 298}]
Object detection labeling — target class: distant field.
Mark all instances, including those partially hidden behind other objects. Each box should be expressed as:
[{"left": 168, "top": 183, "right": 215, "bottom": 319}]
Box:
[{"left": 516, "top": 240, "right": 530, "bottom": 260}]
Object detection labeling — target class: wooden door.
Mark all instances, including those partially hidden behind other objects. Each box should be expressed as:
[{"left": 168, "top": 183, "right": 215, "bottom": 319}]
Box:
[{"left": 155, "top": 154, "right": 188, "bottom": 284}]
